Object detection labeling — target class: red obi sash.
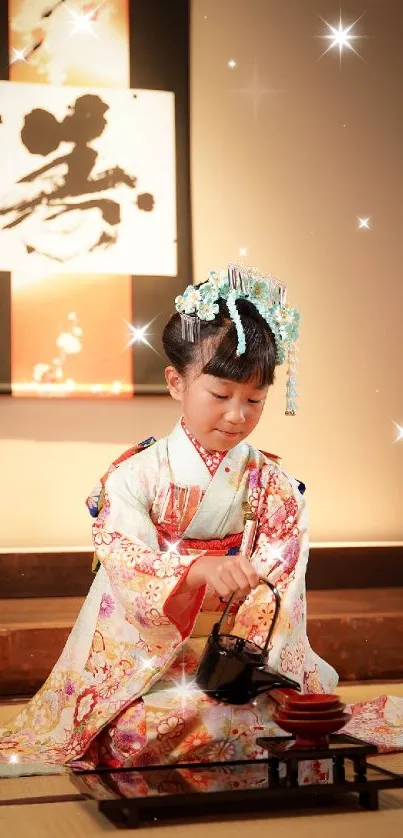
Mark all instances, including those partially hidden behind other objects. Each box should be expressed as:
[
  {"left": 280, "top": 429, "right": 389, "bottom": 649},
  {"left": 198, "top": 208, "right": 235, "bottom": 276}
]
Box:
[{"left": 155, "top": 522, "right": 243, "bottom": 554}]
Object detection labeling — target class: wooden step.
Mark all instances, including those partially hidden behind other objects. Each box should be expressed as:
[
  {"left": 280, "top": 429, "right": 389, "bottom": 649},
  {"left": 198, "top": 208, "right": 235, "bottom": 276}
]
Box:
[
  {"left": 0, "top": 598, "right": 82, "bottom": 697},
  {"left": 1, "top": 589, "right": 402, "bottom": 696},
  {"left": 1, "top": 545, "right": 402, "bottom": 598}
]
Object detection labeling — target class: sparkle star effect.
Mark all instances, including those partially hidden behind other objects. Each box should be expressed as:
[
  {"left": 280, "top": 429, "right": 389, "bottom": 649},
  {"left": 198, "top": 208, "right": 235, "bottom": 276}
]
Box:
[
  {"left": 9, "top": 48, "right": 28, "bottom": 64},
  {"left": 227, "top": 59, "right": 237, "bottom": 69},
  {"left": 233, "top": 63, "right": 280, "bottom": 121},
  {"left": 357, "top": 216, "right": 371, "bottom": 230},
  {"left": 393, "top": 423, "right": 403, "bottom": 443},
  {"left": 318, "top": 13, "right": 364, "bottom": 62},
  {"left": 138, "top": 655, "right": 158, "bottom": 673},
  {"left": 239, "top": 247, "right": 248, "bottom": 257},
  {"left": 127, "top": 323, "right": 151, "bottom": 347},
  {"left": 170, "top": 669, "right": 200, "bottom": 712},
  {"left": 125, "top": 318, "right": 163, "bottom": 359},
  {"left": 164, "top": 540, "right": 181, "bottom": 555},
  {"left": 8, "top": 755, "right": 19, "bottom": 764},
  {"left": 66, "top": 2, "right": 101, "bottom": 37}
]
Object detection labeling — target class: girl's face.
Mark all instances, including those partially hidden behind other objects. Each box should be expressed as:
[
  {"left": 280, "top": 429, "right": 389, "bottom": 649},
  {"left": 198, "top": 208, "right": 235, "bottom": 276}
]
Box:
[{"left": 165, "top": 366, "right": 269, "bottom": 452}]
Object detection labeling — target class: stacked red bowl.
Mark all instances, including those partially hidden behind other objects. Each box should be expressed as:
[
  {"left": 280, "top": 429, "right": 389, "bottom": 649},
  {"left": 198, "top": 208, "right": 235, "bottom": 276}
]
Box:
[{"left": 273, "top": 693, "right": 351, "bottom": 748}]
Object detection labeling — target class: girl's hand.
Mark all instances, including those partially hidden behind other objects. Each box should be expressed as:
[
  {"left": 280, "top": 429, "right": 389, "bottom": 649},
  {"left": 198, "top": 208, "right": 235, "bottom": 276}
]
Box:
[{"left": 186, "top": 553, "right": 260, "bottom": 598}]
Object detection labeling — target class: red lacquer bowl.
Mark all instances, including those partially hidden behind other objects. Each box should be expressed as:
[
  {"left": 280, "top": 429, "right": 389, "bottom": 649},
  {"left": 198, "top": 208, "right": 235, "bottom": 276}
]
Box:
[
  {"left": 273, "top": 711, "right": 351, "bottom": 747},
  {"left": 276, "top": 704, "right": 346, "bottom": 721},
  {"left": 282, "top": 694, "right": 341, "bottom": 711}
]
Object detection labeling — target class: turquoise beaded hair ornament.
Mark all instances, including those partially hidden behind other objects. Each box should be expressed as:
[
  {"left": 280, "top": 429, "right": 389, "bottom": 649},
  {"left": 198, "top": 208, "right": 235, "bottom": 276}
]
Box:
[{"left": 175, "top": 264, "right": 300, "bottom": 415}]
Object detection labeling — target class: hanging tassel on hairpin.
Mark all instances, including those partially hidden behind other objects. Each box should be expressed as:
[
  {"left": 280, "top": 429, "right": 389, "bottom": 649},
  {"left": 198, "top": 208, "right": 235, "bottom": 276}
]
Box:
[
  {"left": 227, "top": 264, "right": 241, "bottom": 291},
  {"left": 180, "top": 313, "right": 200, "bottom": 343},
  {"left": 285, "top": 342, "right": 299, "bottom": 415},
  {"left": 227, "top": 263, "right": 252, "bottom": 295}
]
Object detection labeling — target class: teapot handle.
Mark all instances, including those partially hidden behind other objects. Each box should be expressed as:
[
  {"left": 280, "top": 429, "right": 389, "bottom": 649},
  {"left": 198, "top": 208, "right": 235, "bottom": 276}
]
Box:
[{"left": 217, "top": 578, "right": 280, "bottom": 656}]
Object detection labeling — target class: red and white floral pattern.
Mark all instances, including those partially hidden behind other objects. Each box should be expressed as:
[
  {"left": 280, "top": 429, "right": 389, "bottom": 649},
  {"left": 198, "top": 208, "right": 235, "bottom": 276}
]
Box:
[
  {"left": 181, "top": 418, "right": 226, "bottom": 476},
  {"left": 3, "top": 424, "right": 396, "bottom": 773},
  {"left": 343, "top": 695, "right": 403, "bottom": 752}
]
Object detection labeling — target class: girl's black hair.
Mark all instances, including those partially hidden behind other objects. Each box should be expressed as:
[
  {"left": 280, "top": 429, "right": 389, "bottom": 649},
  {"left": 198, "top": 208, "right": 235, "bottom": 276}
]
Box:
[{"left": 162, "top": 294, "right": 277, "bottom": 387}]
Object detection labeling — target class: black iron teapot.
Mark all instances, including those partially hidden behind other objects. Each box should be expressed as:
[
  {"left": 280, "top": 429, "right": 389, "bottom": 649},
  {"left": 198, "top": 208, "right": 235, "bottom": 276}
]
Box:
[{"left": 195, "top": 579, "right": 301, "bottom": 704}]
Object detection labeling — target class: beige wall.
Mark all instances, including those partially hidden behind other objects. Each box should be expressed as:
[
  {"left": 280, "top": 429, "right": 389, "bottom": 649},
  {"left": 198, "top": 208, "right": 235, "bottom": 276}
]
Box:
[{"left": 1, "top": 0, "right": 402, "bottom": 547}]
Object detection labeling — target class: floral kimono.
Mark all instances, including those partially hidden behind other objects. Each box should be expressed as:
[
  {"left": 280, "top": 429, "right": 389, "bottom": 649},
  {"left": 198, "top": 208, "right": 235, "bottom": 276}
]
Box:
[
  {"left": 9, "top": 417, "right": 399, "bottom": 797},
  {"left": 0, "top": 419, "right": 338, "bottom": 780}
]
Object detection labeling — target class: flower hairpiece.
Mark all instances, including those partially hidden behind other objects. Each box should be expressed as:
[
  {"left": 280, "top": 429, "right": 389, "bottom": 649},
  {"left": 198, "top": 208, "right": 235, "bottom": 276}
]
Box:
[{"left": 175, "top": 264, "right": 300, "bottom": 415}]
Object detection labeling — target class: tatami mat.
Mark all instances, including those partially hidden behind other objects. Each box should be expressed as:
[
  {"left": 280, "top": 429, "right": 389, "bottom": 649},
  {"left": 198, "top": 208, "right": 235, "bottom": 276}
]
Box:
[
  {"left": 0, "top": 683, "right": 402, "bottom": 836},
  {"left": 1, "top": 795, "right": 403, "bottom": 837}
]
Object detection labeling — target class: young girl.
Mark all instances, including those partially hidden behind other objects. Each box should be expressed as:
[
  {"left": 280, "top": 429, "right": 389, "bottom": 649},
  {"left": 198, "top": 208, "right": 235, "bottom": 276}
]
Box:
[{"left": 0, "top": 265, "right": 341, "bottom": 776}]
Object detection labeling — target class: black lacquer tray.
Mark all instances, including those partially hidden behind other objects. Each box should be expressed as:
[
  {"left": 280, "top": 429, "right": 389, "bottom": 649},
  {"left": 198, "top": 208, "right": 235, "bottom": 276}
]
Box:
[{"left": 71, "top": 734, "right": 403, "bottom": 828}]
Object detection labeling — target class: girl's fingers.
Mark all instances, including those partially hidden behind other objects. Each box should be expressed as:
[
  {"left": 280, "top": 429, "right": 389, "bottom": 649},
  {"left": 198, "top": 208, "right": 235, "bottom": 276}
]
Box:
[
  {"left": 211, "top": 557, "right": 259, "bottom": 597},
  {"left": 214, "top": 580, "right": 232, "bottom": 598},
  {"left": 239, "top": 555, "right": 260, "bottom": 588},
  {"left": 221, "top": 565, "right": 250, "bottom": 593}
]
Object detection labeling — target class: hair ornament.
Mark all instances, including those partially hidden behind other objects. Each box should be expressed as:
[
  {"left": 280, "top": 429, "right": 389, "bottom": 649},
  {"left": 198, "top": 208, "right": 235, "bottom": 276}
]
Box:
[{"left": 175, "top": 263, "right": 300, "bottom": 415}]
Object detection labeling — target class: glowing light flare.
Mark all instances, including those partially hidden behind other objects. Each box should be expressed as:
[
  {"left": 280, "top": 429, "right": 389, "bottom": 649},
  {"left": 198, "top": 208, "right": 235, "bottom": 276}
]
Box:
[
  {"left": 127, "top": 324, "right": 150, "bottom": 346},
  {"left": 164, "top": 540, "right": 181, "bottom": 556},
  {"left": 227, "top": 59, "right": 237, "bottom": 69},
  {"left": 233, "top": 63, "right": 279, "bottom": 121},
  {"left": 239, "top": 247, "right": 248, "bottom": 257},
  {"left": 138, "top": 655, "right": 158, "bottom": 673},
  {"left": 9, "top": 48, "right": 28, "bottom": 64},
  {"left": 357, "top": 216, "right": 371, "bottom": 230},
  {"left": 319, "top": 14, "right": 364, "bottom": 60},
  {"left": 125, "top": 321, "right": 153, "bottom": 349},
  {"left": 125, "top": 318, "right": 164, "bottom": 359},
  {"left": 393, "top": 423, "right": 403, "bottom": 443},
  {"left": 66, "top": 3, "right": 100, "bottom": 37},
  {"left": 8, "top": 754, "right": 19, "bottom": 764},
  {"left": 170, "top": 669, "right": 201, "bottom": 712}
]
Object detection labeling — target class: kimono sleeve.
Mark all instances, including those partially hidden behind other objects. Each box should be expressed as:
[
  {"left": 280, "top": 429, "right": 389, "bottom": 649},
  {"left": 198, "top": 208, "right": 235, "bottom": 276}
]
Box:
[
  {"left": 233, "top": 463, "right": 338, "bottom": 693},
  {"left": 233, "top": 466, "right": 311, "bottom": 671},
  {"left": 92, "top": 456, "right": 205, "bottom": 644},
  {"left": 252, "top": 467, "right": 309, "bottom": 586}
]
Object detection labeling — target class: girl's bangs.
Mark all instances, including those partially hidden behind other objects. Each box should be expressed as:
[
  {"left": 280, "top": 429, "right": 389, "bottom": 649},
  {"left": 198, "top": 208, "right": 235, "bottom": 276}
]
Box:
[{"left": 202, "top": 321, "right": 275, "bottom": 388}]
